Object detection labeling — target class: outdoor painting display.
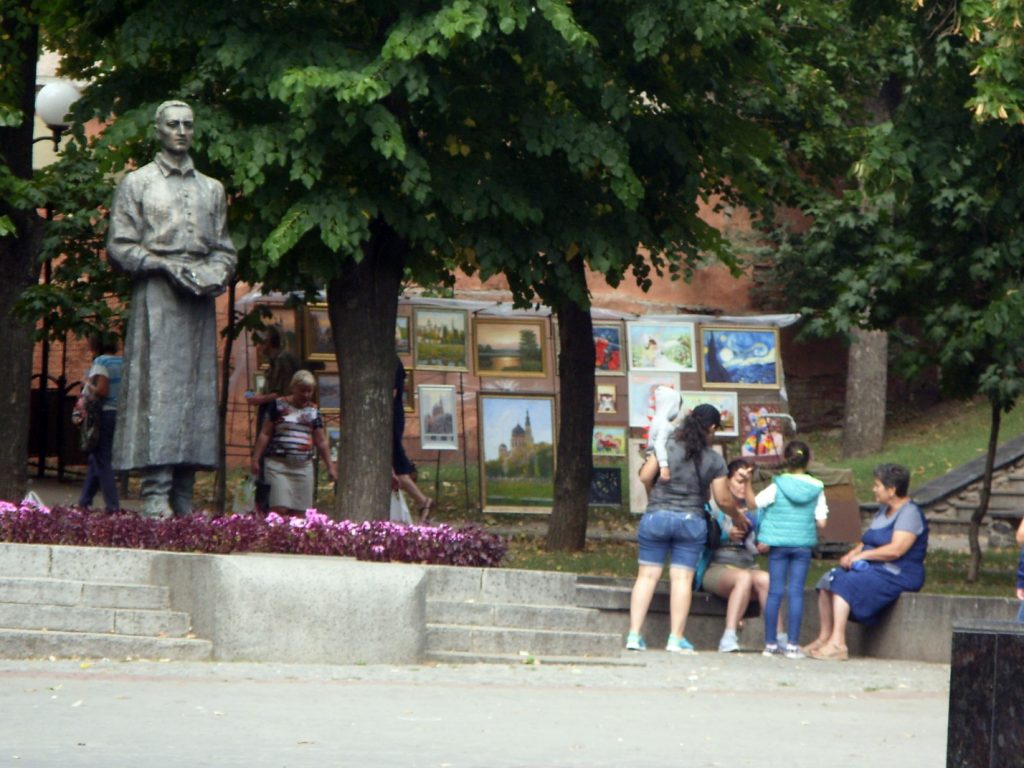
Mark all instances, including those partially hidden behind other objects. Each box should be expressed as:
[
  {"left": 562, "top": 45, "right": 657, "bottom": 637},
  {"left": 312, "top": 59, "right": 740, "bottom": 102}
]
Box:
[
  {"left": 478, "top": 394, "right": 555, "bottom": 512},
  {"left": 413, "top": 308, "right": 469, "bottom": 371},
  {"left": 244, "top": 299, "right": 790, "bottom": 515},
  {"left": 419, "top": 385, "right": 458, "bottom": 451},
  {"left": 701, "top": 326, "right": 780, "bottom": 389},
  {"left": 473, "top": 319, "right": 548, "bottom": 377},
  {"left": 626, "top": 321, "right": 696, "bottom": 372}
]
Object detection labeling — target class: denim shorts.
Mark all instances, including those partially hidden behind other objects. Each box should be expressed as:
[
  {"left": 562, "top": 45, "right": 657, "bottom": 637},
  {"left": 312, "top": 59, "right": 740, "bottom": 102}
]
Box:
[{"left": 637, "top": 509, "right": 707, "bottom": 570}]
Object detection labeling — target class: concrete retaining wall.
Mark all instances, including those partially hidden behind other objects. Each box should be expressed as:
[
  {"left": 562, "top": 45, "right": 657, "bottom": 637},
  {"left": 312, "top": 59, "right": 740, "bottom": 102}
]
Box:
[
  {"left": 0, "top": 543, "right": 428, "bottom": 664},
  {"left": 2, "top": 542, "right": 1020, "bottom": 664}
]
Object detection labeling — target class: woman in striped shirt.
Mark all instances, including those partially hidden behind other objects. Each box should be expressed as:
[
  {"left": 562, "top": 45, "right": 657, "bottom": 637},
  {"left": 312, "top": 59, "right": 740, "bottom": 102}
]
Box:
[{"left": 251, "top": 370, "right": 336, "bottom": 514}]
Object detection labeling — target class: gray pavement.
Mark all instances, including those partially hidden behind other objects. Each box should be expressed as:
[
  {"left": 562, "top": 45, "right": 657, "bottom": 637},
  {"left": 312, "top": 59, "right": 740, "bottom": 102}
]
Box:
[{"left": 0, "top": 653, "right": 949, "bottom": 767}]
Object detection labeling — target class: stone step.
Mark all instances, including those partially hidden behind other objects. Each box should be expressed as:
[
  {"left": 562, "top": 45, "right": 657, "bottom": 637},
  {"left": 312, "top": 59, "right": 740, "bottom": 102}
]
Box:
[
  {"left": 426, "top": 600, "right": 603, "bottom": 632},
  {"left": 0, "top": 628, "right": 212, "bottom": 661},
  {"left": 0, "top": 577, "right": 170, "bottom": 610},
  {"left": 0, "top": 602, "right": 192, "bottom": 637},
  {"left": 425, "top": 566, "right": 579, "bottom": 606},
  {"left": 0, "top": 543, "right": 158, "bottom": 583},
  {"left": 425, "top": 650, "right": 644, "bottom": 666},
  {"left": 943, "top": 500, "right": 1024, "bottom": 520},
  {"left": 426, "top": 623, "right": 623, "bottom": 657}
]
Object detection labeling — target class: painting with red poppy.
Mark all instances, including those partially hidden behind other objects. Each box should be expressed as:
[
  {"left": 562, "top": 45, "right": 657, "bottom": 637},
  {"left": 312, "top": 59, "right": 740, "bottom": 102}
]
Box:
[{"left": 593, "top": 323, "right": 624, "bottom": 375}]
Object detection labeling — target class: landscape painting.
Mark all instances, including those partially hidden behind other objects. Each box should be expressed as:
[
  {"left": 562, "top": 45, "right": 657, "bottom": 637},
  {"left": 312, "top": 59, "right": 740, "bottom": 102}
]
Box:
[
  {"left": 474, "top": 319, "right": 548, "bottom": 377},
  {"left": 316, "top": 373, "right": 340, "bottom": 413},
  {"left": 419, "top": 385, "right": 458, "bottom": 451},
  {"left": 701, "top": 326, "right": 780, "bottom": 389},
  {"left": 413, "top": 308, "right": 468, "bottom": 371},
  {"left": 395, "top": 316, "right": 410, "bottom": 354},
  {"left": 626, "top": 321, "right": 696, "bottom": 372},
  {"left": 479, "top": 394, "right": 555, "bottom": 512},
  {"left": 680, "top": 391, "right": 739, "bottom": 437},
  {"left": 304, "top": 304, "right": 335, "bottom": 362}
]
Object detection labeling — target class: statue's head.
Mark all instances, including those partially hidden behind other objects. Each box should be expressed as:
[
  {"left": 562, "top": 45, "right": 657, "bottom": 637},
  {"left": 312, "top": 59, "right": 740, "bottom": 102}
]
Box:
[{"left": 154, "top": 100, "right": 194, "bottom": 156}]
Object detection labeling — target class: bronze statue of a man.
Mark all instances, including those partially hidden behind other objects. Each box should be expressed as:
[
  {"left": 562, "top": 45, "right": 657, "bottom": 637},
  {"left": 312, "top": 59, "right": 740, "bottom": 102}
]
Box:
[{"left": 107, "top": 100, "right": 236, "bottom": 518}]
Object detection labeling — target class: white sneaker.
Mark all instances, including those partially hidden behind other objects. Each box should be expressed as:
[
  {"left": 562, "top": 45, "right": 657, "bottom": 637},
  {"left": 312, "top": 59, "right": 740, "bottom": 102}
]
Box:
[{"left": 718, "top": 634, "right": 740, "bottom": 653}]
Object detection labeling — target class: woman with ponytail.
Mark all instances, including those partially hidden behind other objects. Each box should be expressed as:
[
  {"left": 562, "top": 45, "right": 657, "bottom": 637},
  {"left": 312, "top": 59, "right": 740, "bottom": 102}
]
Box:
[{"left": 626, "top": 404, "right": 745, "bottom": 654}]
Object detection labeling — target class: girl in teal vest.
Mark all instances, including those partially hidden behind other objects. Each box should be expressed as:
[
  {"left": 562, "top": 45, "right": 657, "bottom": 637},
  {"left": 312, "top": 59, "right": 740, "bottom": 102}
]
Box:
[{"left": 755, "top": 441, "right": 828, "bottom": 658}]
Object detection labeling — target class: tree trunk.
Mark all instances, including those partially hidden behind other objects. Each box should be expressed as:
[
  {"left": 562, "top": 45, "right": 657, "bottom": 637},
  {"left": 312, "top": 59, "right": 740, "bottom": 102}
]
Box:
[
  {"left": 546, "top": 264, "right": 594, "bottom": 552},
  {"left": 842, "top": 328, "right": 888, "bottom": 458},
  {"left": 327, "top": 220, "right": 404, "bottom": 522},
  {"left": 967, "top": 399, "right": 1000, "bottom": 582},
  {"left": 213, "top": 280, "right": 237, "bottom": 515},
  {"left": 0, "top": 21, "right": 39, "bottom": 503}
]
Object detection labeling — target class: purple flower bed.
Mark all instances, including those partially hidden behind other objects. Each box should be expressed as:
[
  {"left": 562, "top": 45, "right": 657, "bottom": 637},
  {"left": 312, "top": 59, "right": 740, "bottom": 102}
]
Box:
[{"left": 0, "top": 500, "right": 507, "bottom": 568}]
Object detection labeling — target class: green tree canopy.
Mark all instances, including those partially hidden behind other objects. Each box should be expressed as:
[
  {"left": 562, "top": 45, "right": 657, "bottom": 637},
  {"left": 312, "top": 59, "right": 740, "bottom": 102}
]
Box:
[{"left": 29, "top": 0, "right": 875, "bottom": 523}]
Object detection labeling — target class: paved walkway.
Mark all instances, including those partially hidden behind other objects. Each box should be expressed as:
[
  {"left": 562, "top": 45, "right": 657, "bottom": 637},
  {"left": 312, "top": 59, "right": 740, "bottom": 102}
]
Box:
[{"left": 0, "top": 653, "right": 949, "bottom": 767}]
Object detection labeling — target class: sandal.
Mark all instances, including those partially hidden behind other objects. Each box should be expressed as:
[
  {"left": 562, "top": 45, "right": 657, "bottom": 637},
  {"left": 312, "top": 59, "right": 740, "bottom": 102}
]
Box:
[
  {"left": 809, "top": 643, "right": 848, "bottom": 661},
  {"left": 802, "top": 638, "right": 827, "bottom": 655},
  {"left": 418, "top": 497, "right": 434, "bottom": 523}
]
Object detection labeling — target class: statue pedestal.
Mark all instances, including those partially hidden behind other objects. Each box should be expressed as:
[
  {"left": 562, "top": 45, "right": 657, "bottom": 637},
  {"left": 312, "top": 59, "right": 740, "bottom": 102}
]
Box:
[{"left": 947, "top": 619, "right": 1024, "bottom": 767}]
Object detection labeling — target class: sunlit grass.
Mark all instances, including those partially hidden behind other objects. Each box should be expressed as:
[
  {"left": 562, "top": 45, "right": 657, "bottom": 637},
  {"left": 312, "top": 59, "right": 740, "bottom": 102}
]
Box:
[{"left": 807, "top": 395, "right": 1024, "bottom": 499}]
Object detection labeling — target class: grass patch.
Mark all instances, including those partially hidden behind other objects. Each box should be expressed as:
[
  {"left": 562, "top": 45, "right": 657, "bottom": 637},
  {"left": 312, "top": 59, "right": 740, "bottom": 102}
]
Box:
[{"left": 806, "top": 395, "right": 1024, "bottom": 499}]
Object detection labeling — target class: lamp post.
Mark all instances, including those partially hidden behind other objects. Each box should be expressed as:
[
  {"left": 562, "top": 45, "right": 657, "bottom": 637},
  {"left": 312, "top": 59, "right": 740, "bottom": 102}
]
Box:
[{"left": 31, "top": 79, "right": 80, "bottom": 478}]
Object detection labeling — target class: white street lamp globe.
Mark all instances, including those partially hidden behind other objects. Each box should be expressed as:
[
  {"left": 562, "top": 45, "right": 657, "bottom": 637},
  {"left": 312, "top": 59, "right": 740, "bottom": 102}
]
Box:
[{"left": 35, "top": 81, "right": 81, "bottom": 128}]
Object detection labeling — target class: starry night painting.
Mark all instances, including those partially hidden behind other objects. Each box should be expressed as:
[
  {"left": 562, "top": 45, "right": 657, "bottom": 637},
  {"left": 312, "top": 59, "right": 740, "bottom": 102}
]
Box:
[{"left": 700, "top": 327, "right": 780, "bottom": 389}]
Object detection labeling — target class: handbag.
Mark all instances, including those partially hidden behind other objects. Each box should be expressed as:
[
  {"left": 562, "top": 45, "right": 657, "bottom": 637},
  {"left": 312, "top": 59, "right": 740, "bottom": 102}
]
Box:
[
  {"left": 693, "top": 454, "right": 722, "bottom": 550},
  {"left": 78, "top": 398, "right": 102, "bottom": 453}
]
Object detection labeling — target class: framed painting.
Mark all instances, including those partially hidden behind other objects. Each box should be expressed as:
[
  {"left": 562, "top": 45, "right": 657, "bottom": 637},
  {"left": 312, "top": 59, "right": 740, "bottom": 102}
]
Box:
[
  {"left": 593, "top": 322, "right": 625, "bottom": 375},
  {"left": 680, "top": 391, "right": 739, "bottom": 437},
  {"left": 254, "top": 305, "right": 300, "bottom": 367},
  {"left": 626, "top": 321, "right": 696, "bottom": 372},
  {"left": 701, "top": 326, "right": 780, "bottom": 389},
  {"left": 589, "top": 467, "right": 623, "bottom": 507},
  {"left": 596, "top": 383, "right": 618, "bottom": 415},
  {"left": 395, "top": 316, "right": 410, "bottom": 354},
  {"left": 627, "top": 372, "right": 680, "bottom": 428},
  {"left": 316, "top": 372, "right": 340, "bottom": 414},
  {"left": 739, "top": 403, "right": 787, "bottom": 459},
  {"left": 473, "top": 318, "right": 549, "bottom": 377},
  {"left": 419, "top": 385, "right": 458, "bottom": 451},
  {"left": 592, "top": 426, "right": 627, "bottom": 457},
  {"left": 402, "top": 370, "right": 415, "bottom": 413},
  {"left": 413, "top": 308, "right": 469, "bottom": 371},
  {"left": 252, "top": 372, "right": 266, "bottom": 395},
  {"left": 327, "top": 427, "right": 341, "bottom": 463},
  {"left": 478, "top": 394, "right": 556, "bottom": 512},
  {"left": 303, "top": 303, "right": 335, "bottom": 362}
]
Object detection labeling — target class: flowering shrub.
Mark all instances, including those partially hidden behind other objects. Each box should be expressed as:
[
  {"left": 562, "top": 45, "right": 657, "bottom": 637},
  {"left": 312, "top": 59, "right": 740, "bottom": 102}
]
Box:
[{"left": 0, "top": 499, "right": 507, "bottom": 568}]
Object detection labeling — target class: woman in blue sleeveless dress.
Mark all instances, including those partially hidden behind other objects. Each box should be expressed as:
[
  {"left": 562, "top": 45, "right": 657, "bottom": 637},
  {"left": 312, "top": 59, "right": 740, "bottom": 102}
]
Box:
[{"left": 805, "top": 463, "right": 928, "bottom": 660}]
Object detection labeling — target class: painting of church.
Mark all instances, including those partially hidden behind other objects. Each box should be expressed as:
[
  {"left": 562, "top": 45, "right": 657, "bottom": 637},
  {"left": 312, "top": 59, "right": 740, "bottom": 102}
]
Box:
[{"left": 479, "top": 394, "right": 555, "bottom": 512}]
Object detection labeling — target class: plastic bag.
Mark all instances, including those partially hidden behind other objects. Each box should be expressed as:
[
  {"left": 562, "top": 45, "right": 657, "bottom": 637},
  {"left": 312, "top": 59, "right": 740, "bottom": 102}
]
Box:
[
  {"left": 78, "top": 398, "right": 102, "bottom": 453},
  {"left": 234, "top": 475, "right": 256, "bottom": 514},
  {"left": 390, "top": 490, "right": 412, "bottom": 524}
]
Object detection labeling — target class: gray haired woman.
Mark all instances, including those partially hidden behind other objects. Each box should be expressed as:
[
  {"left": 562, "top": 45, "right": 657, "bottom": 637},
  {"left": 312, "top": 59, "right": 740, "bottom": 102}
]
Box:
[{"left": 251, "top": 370, "right": 336, "bottom": 514}]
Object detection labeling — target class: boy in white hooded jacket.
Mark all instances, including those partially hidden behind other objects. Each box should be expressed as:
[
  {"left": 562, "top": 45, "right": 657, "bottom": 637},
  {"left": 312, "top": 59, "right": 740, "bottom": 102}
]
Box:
[{"left": 648, "top": 385, "right": 681, "bottom": 482}]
